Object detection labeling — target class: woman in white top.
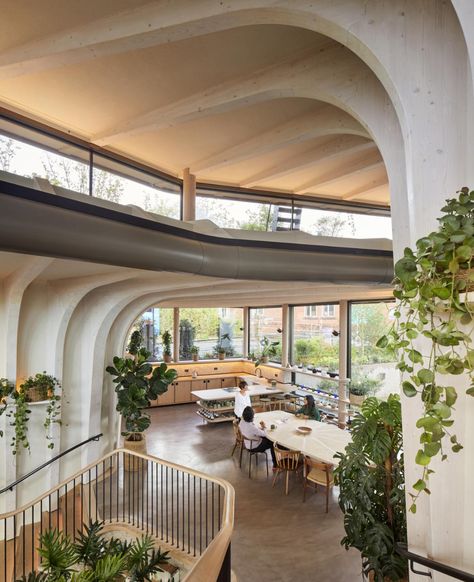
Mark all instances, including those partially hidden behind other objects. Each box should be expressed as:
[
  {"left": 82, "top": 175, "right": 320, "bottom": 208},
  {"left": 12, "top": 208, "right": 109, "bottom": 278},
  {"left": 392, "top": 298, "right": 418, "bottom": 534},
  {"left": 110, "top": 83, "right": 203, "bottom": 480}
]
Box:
[
  {"left": 239, "top": 406, "right": 277, "bottom": 468},
  {"left": 234, "top": 380, "right": 251, "bottom": 420}
]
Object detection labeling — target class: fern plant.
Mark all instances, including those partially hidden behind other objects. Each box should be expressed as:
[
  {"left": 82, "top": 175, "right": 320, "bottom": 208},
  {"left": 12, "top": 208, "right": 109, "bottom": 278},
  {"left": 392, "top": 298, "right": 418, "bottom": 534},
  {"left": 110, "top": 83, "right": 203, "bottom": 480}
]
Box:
[{"left": 334, "top": 395, "right": 407, "bottom": 581}]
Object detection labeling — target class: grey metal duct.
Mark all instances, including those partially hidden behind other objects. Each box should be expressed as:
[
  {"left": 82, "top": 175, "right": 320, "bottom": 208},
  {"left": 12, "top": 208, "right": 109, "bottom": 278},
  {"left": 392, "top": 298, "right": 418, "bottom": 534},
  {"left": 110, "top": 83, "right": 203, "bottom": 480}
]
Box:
[{"left": 0, "top": 182, "right": 394, "bottom": 284}]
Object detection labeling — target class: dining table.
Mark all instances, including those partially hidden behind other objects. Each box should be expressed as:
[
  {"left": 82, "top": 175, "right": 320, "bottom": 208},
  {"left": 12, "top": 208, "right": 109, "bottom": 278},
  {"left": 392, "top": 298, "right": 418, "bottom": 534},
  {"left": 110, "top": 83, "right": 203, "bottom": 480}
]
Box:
[{"left": 254, "top": 410, "right": 351, "bottom": 466}]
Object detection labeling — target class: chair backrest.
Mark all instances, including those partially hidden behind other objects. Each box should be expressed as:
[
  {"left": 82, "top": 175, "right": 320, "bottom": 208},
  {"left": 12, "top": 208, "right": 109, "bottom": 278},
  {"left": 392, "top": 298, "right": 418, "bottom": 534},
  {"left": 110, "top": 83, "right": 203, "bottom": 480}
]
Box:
[
  {"left": 305, "top": 457, "right": 333, "bottom": 485},
  {"left": 244, "top": 438, "right": 260, "bottom": 451},
  {"left": 274, "top": 444, "right": 300, "bottom": 469}
]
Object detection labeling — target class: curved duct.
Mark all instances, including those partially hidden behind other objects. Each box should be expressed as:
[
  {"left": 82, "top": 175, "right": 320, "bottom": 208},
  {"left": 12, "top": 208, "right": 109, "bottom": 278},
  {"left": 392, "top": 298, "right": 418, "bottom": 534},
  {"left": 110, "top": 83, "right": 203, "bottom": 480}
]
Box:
[{"left": 0, "top": 180, "right": 393, "bottom": 284}]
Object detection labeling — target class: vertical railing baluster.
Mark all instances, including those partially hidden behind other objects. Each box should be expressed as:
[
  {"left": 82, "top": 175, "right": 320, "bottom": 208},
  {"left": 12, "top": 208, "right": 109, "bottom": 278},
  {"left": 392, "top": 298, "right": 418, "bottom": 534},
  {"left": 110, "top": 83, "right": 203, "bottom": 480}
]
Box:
[
  {"left": 212, "top": 481, "right": 215, "bottom": 541},
  {"left": 102, "top": 460, "right": 105, "bottom": 524},
  {"left": 205, "top": 480, "right": 208, "bottom": 550},
  {"left": 4, "top": 518, "right": 7, "bottom": 582},
  {"left": 109, "top": 457, "right": 112, "bottom": 524},
  {"left": 65, "top": 482, "right": 68, "bottom": 538},
  {"left": 80, "top": 473, "right": 84, "bottom": 531},
  {"left": 146, "top": 460, "right": 149, "bottom": 534},
  {"left": 13, "top": 514, "right": 16, "bottom": 581},
  {"left": 88, "top": 469, "right": 91, "bottom": 525},
  {"left": 116, "top": 454, "right": 119, "bottom": 523},
  {"left": 72, "top": 478, "right": 76, "bottom": 541},
  {"left": 187, "top": 473, "right": 190, "bottom": 554},
  {"left": 199, "top": 477, "right": 202, "bottom": 555},
  {"left": 176, "top": 469, "right": 179, "bottom": 548},
  {"left": 161, "top": 463, "right": 164, "bottom": 540},
  {"left": 150, "top": 461, "right": 154, "bottom": 535},
  {"left": 193, "top": 476, "right": 196, "bottom": 557},
  {"left": 182, "top": 471, "right": 185, "bottom": 551},
  {"left": 21, "top": 510, "right": 25, "bottom": 578},
  {"left": 166, "top": 466, "right": 169, "bottom": 544},
  {"left": 31, "top": 504, "right": 35, "bottom": 572}
]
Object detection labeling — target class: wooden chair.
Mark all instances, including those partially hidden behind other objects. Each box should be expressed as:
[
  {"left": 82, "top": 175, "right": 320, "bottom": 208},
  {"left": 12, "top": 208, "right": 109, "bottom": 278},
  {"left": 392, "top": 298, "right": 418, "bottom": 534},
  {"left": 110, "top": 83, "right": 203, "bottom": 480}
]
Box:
[
  {"left": 259, "top": 397, "right": 272, "bottom": 411},
  {"left": 231, "top": 420, "right": 244, "bottom": 467},
  {"left": 303, "top": 456, "right": 334, "bottom": 512},
  {"left": 243, "top": 438, "right": 269, "bottom": 479},
  {"left": 272, "top": 444, "right": 301, "bottom": 495}
]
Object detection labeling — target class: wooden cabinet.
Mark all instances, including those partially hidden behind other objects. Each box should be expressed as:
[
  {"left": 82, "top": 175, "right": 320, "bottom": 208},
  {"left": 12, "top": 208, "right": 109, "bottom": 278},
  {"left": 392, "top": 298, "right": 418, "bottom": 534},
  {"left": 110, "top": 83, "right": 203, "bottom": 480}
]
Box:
[
  {"left": 221, "top": 377, "right": 237, "bottom": 389},
  {"left": 206, "top": 378, "right": 221, "bottom": 389},
  {"left": 175, "top": 380, "right": 191, "bottom": 404},
  {"left": 157, "top": 384, "right": 175, "bottom": 406},
  {"left": 191, "top": 379, "right": 207, "bottom": 401}
]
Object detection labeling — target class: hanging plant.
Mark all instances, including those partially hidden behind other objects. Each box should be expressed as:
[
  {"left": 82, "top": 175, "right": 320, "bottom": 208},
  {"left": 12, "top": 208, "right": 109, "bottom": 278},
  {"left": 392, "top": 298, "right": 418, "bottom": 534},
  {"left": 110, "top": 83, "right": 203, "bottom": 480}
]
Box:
[
  {"left": 0, "top": 378, "right": 14, "bottom": 437},
  {"left": 377, "top": 187, "right": 474, "bottom": 511},
  {"left": 5, "top": 373, "right": 61, "bottom": 454}
]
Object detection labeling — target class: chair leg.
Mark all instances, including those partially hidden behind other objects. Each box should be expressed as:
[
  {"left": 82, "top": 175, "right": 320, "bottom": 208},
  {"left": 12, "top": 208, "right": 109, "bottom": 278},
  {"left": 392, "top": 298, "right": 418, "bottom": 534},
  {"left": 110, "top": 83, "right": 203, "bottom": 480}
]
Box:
[
  {"left": 239, "top": 444, "right": 244, "bottom": 468},
  {"left": 248, "top": 453, "right": 252, "bottom": 478},
  {"left": 272, "top": 469, "right": 280, "bottom": 488},
  {"left": 285, "top": 471, "right": 290, "bottom": 495},
  {"left": 231, "top": 442, "right": 237, "bottom": 457},
  {"left": 265, "top": 452, "right": 269, "bottom": 477}
]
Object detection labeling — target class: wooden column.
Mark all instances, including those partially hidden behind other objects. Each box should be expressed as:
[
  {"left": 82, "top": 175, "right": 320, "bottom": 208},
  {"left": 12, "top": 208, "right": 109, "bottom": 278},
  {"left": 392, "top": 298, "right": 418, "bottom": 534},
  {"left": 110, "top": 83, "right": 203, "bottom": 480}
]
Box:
[
  {"left": 173, "top": 307, "right": 180, "bottom": 362},
  {"left": 182, "top": 167, "right": 196, "bottom": 221},
  {"left": 338, "top": 300, "right": 349, "bottom": 428},
  {"left": 242, "top": 307, "right": 249, "bottom": 358},
  {"left": 281, "top": 304, "right": 289, "bottom": 367}
]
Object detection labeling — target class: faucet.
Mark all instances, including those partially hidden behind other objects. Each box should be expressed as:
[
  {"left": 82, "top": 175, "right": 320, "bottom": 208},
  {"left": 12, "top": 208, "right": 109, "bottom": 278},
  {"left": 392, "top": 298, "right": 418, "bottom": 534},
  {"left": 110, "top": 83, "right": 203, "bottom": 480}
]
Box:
[
  {"left": 255, "top": 367, "right": 262, "bottom": 378},
  {"left": 191, "top": 368, "right": 198, "bottom": 379}
]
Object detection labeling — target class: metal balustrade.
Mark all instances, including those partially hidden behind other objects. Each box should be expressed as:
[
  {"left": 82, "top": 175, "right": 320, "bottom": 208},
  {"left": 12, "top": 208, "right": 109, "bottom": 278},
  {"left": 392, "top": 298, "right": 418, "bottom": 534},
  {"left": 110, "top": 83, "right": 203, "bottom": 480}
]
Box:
[{"left": 0, "top": 449, "right": 234, "bottom": 582}]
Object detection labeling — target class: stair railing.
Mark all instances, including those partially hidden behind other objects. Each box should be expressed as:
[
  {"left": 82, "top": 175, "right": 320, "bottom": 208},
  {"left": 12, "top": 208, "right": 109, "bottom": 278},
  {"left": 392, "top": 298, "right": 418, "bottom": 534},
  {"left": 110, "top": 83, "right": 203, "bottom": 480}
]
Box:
[{"left": 0, "top": 448, "right": 234, "bottom": 582}]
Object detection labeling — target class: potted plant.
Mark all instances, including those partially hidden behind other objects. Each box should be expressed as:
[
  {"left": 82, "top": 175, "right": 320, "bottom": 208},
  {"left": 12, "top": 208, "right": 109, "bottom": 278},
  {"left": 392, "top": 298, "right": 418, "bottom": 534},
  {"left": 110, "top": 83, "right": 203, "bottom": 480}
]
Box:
[
  {"left": 19, "top": 372, "right": 60, "bottom": 403},
  {"left": 106, "top": 331, "right": 177, "bottom": 464},
  {"left": 29, "top": 520, "right": 174, "bottom": 581},
  {"left": 255, "top": 336, "right": 280, "bottom": 366},
  {"left": 334, "top": 395, "right": 407, "bottom": 581},
  {"left": 215, "top": 332, "right": 231, "bottom": 360},
  {"left": 191, "top": 345, "right": 199, "bottom": 362},
  {"left": 377, "top": 187, "right": 474, "bottom": 509},
  {"left": 161, "top": 330, "right": 172, "bottom": 363}
]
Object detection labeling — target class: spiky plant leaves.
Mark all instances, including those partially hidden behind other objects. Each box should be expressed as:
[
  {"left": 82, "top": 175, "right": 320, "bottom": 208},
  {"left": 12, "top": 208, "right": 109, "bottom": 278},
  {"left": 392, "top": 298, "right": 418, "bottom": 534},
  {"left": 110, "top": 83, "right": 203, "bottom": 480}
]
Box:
[{"left": 38, "top": 529, "right": 78, "bottom": 579}]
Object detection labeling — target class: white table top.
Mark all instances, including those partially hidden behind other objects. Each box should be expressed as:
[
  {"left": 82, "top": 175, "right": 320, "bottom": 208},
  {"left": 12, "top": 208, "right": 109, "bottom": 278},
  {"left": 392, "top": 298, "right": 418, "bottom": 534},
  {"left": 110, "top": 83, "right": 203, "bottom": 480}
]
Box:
[
  {"left": 191, "top": 385, "right": 283, "bottom": 401},
  {"left": 255, "top": 410, "right": 351, "bottom": 466}
]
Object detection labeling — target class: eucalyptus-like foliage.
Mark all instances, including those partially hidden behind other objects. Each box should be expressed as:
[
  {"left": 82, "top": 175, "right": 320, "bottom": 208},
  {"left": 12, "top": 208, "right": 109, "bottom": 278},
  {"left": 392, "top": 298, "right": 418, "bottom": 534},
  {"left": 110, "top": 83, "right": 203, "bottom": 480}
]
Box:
[
  {"left": 377, "top": 188, "right": 474, "bottom": 510},
  {"left": 334, "top": 396, "right": 407, "bottom": 582}
]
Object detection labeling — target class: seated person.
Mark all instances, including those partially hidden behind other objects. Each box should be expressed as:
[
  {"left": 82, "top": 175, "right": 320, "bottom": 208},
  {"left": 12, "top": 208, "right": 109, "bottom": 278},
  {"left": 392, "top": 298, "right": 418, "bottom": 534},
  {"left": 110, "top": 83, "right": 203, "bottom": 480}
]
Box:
[
  {"left": 234, "top": 380, "right": 251, "bottom": 420},
  {"left": 239, "top": 406, "right": 277, "bottom": 468},
  {"left": 296, "top": 395, "right": 321, "bottom": 421}
]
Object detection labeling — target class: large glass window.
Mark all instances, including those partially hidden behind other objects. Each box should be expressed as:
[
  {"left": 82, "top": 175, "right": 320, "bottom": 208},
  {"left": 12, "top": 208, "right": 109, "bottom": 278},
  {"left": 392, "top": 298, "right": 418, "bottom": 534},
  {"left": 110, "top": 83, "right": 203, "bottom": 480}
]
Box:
[
  {"left": 291, "top": 304, "right": 339, "bottom": 372},
  {"left": 127, "top": 307, "right": 174, "bottom": 361},
  {"left": 0, "top": 119, "right": 90, "bottom": 191},
  {"left": 93, "top": 154, "right": 181, "bottom": 219},
  {"left": 297, "top": 205, "right": 392, "bottom": 240},
  {"left": 249, "top": 307, "right": 282, "bottom": 364},
  {"left": 0, "top": 118, "right": 181, "bottom": 219},
  {"left": 350, "top": 301, "right": 397, "bottom": 398},
  {"left": 179, "top": 308, "right": 243, "bottom": 360},
  {"left": 196, "top": 194, "right": 277, "bottom": 231}
]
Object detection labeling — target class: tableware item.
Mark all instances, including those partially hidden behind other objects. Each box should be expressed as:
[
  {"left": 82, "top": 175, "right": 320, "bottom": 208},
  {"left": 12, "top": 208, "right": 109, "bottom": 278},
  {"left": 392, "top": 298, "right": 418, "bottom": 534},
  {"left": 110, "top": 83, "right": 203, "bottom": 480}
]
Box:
[{"left": 297, "top": 426, "right": 312, "bottom": 435}]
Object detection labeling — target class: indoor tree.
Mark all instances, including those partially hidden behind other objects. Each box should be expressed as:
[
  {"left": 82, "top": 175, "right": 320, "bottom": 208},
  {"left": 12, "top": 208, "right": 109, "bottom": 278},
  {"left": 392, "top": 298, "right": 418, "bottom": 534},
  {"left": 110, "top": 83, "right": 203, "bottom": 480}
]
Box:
[
  {"left": 335, "top": 395, "right": 407, "bottom": 581},
  {"left": 106, "top": 331, "right": 177, "bottom": 453}
]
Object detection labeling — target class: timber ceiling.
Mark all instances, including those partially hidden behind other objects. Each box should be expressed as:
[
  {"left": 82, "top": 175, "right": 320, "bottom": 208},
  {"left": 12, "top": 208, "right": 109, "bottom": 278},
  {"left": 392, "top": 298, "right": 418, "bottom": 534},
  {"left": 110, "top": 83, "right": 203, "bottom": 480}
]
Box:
[{"left": 0, "top": 1, "right": 390, "bottom": 207}]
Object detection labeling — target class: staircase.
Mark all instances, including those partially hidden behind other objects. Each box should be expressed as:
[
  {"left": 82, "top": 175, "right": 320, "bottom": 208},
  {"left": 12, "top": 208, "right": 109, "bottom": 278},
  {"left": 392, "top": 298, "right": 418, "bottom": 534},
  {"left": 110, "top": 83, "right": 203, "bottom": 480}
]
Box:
[{"left": 0, "top": 450, "right": 234, "bottom": 582}]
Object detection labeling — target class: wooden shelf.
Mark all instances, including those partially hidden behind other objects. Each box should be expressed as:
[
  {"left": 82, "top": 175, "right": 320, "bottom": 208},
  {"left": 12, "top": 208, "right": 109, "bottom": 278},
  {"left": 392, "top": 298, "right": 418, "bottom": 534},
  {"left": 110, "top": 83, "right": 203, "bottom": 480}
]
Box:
[
  {"left": 197, "top": 401, "right": 234, "bottom": 413},
  {"left": 196, "top": 410, "right": 234, "bottom": 423},
  {"left": 290, "top": 369, "right": 342, "bottom": 382}
]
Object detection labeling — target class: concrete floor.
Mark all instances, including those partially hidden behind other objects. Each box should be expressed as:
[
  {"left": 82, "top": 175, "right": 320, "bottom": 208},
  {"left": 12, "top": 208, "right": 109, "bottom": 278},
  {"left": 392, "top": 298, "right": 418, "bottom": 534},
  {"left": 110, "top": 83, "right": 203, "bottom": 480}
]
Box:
[{"left": 145, "top": 404, "right": 362, "bottom": 582}]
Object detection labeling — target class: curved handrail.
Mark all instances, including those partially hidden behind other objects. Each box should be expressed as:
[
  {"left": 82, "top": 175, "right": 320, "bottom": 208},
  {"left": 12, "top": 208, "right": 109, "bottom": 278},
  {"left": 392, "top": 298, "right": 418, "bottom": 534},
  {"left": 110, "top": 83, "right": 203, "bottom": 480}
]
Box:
[
  {"left": 396, "top": 543, "right": 474, "bottom": 581},
  {"left": 0, "top": 433, "right": 103, "bottom": 495},
  {"left": 0, "top": 448, "right": 235, "bottom": 582}
]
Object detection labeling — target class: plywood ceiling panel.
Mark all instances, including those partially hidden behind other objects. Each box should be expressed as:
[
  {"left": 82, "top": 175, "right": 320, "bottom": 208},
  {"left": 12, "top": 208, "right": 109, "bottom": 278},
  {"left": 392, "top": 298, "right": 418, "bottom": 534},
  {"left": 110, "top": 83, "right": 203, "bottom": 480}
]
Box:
[{"left": 0, "top": 5, "right": 391, "bottom": 208}]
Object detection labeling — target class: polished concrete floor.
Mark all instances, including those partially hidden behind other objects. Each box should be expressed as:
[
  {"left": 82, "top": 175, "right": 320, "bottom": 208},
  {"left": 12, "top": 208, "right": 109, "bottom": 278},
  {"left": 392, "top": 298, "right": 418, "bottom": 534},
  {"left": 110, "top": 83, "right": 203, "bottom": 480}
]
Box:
[{"left": 145, "top": 404, "right": 362, "bottom": 582}]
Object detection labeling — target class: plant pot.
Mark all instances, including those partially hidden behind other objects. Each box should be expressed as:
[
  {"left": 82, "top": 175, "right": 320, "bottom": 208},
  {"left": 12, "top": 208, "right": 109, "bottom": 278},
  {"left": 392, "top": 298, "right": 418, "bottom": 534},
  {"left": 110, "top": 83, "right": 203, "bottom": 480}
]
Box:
[
  {"left": 163, "top": 354, "right": 172, "bottom": 364},
  {"left": 368, "top": 572, "right": 407, "bottom": 582},
  {"left": 218, "top": 353, "right": 225, "bottom": 360},
  {"left": 350, "top": 393, "right": 365, "bottom": 406},
  {"left": 261, "top": 356, "right": 269, "bottom": 364},
  {"left": 123, "top": 433, "right": 147, "bottom": 472},
  {"left": 192, "top": 354, "right": 199, "bottom": 362},
  {"left": 24, "top": 386, "right": 52, "bottom": 402}
]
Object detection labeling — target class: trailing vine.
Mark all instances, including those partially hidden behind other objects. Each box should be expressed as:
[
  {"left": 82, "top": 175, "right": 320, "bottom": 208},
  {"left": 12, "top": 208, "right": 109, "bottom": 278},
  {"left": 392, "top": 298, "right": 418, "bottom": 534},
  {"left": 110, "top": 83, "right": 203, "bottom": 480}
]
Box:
[
  {"left": 3, "top": 373, "right": 62, "bottom": 454},
  {"left": 377, "top": 187, "right": 474, "bottom": 512},
  {"left": 0, "top": 378, "right": 14, "bottom": 437}
]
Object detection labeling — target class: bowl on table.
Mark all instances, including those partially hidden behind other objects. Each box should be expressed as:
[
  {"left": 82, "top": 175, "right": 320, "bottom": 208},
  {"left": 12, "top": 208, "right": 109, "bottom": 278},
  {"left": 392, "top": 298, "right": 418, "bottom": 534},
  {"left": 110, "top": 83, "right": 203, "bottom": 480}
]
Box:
[{"left": 297, "top": 426, "right": 312, "bottom": 435}]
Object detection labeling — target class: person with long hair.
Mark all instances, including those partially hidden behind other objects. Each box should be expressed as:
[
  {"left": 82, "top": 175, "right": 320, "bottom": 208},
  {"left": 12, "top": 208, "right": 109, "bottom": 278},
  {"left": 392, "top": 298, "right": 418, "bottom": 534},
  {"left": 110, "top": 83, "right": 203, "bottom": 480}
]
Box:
[{"left": 296, "top": 394, "right": 321, "bottom": 421}]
